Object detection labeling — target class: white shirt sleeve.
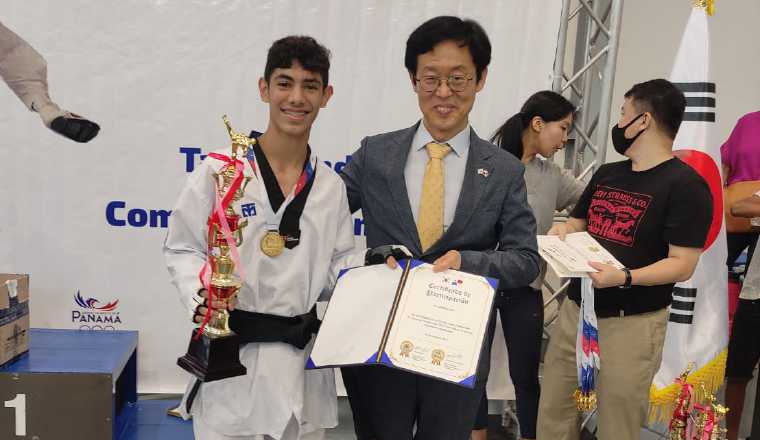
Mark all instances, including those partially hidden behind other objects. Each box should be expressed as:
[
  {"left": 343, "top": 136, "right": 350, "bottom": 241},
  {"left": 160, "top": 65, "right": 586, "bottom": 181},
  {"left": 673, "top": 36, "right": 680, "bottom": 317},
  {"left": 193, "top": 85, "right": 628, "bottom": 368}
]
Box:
[
  {"left": 320, "top": 182, "right": 364, "bottom": 301},
  {"left": 163, "top": 161, "right": 215, "bottom": 314}
]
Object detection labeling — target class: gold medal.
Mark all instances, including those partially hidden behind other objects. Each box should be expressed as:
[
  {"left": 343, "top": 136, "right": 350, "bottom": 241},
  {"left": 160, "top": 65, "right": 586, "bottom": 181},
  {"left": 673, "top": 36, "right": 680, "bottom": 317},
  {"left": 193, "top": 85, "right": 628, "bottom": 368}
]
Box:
[{"left": 260, "top": 231, "right": 285, "bottom": 257}]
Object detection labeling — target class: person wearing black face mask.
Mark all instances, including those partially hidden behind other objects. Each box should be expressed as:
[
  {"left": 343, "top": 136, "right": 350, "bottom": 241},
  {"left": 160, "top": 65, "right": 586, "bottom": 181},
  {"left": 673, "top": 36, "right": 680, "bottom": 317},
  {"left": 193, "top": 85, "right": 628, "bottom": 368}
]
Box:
[
  {"left": 536, "top": 79, "right": 714, "bottom": 440},
  {"left": 611, "top": 112, "right": 646, "bottom": 155}
]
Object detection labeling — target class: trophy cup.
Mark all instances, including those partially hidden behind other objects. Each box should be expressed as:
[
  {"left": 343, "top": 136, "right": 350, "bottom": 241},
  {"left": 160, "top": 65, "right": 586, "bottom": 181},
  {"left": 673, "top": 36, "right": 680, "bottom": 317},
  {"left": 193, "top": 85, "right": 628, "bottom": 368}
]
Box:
[{"left": 177, "top": 116, "right": 255, "bottom": 382}]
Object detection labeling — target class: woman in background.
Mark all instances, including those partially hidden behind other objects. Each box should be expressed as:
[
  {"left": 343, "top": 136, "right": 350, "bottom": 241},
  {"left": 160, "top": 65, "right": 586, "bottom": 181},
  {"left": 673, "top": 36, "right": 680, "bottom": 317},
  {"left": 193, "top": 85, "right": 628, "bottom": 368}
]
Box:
[{"left": 471, "top": 91, "right": 583, "bottom": 440}]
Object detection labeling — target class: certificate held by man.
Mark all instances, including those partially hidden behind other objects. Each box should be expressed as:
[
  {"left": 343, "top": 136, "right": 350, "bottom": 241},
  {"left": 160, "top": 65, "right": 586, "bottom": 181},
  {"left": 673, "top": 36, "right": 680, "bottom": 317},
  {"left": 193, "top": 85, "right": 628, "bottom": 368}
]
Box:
[{"left": 307, "top": 259, "right": 497, "bottom": 388}]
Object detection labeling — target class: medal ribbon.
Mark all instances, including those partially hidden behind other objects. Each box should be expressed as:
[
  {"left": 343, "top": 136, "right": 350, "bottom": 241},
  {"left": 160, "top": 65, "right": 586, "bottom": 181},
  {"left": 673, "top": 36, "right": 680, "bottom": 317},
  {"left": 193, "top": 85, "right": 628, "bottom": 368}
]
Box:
[
  {"left": 245, "top": 141, "right": 317, "bottom": 246},
  {"left": 575, "top": 277, "right": 601, "bottom": 410},
  {"left": 195, "top": 153, "right": 246, "bottom": 338}
]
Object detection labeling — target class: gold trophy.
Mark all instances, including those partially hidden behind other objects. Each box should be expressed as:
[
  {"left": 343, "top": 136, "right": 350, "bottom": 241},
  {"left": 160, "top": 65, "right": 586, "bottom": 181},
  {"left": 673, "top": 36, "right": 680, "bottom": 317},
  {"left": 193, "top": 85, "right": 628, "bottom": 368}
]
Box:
[{"left": 177, "top": 116, "right": 255, "bottom": 382}]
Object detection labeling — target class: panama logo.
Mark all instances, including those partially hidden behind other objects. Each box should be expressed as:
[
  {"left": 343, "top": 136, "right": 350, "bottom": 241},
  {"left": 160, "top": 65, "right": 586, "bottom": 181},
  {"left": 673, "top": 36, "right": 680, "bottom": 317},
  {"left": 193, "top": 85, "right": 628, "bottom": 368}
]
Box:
[{"left": 72, "top": 290, "right": 122, "bottom": 330}]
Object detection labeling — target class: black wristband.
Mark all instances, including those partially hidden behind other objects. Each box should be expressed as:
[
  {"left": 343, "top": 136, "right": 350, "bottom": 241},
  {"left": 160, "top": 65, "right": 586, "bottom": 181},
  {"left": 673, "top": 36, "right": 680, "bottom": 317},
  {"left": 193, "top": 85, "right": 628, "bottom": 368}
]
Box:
[
  {"left": 365, "top": 245, "right": 409, "bottom": 265},
  {"left": 619, "top": 267, "right": 632, "bottom": 289}
]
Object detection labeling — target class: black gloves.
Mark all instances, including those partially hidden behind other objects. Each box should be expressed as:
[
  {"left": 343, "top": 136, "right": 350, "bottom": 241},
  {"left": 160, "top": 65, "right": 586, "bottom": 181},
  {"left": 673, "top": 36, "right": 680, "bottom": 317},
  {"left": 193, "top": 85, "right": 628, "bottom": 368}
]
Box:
[
  {"left": 365, "top": 245, "right": 412, "bottom": 266},
  {"left": 50, "top": 114, "right": 100, "bottom": 143}
]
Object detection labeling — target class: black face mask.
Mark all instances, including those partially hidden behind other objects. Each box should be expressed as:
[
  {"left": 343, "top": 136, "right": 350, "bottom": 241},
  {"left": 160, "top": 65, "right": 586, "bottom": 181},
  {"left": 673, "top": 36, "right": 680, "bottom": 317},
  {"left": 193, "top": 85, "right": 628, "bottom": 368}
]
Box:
[{"left": 611, "top": 113, "right": 645, "bottom": 155}]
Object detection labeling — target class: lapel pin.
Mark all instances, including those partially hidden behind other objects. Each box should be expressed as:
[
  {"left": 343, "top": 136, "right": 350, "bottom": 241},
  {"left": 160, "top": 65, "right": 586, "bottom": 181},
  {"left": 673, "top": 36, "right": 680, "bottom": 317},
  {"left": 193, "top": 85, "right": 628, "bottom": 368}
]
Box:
[{"left": 477, "top": 168, "right": 489, "bottom": 178}]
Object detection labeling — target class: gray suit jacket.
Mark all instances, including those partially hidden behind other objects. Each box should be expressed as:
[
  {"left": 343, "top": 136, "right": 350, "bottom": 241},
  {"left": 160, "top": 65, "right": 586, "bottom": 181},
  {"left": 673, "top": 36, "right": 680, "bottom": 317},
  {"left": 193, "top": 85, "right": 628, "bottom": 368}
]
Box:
[{"left": 341, "top": 123, "right": 540, "bottom": 289}]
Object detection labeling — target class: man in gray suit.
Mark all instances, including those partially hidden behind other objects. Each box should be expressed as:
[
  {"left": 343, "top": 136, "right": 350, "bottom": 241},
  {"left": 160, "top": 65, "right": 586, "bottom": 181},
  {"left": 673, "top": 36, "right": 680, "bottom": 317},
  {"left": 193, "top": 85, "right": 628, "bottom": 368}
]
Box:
[{"left": 340, "top": 16, "right": 540, "bottom": 440}]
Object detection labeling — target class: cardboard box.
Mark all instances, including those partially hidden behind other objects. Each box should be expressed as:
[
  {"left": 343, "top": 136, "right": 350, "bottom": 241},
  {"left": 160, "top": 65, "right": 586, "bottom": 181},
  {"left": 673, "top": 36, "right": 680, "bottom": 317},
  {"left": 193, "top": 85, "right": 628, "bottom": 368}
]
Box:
[{"left": 0, "top": 274, "right": 29, "bottom": 367}]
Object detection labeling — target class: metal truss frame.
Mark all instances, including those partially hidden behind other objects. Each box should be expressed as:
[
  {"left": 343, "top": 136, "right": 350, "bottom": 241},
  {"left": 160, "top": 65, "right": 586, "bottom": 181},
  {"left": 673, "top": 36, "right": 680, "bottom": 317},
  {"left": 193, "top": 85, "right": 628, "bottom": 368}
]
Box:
[
  {"left": 541, "top": 1, "right": 625, "bottom": 437},
  {"left": 552, "top": 0, "right": 624, "bottom": 180}
]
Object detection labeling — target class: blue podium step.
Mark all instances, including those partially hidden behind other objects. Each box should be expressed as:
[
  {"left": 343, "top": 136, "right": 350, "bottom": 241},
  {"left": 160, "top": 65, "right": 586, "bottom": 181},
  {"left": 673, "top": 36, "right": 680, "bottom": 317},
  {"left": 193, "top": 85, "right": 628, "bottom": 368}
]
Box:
[
  {"left": 120, "top": 400, "right": 194, "bottom": 440},
  {"left": 1, "top": 328, "right": 138, "bottom": 440}
]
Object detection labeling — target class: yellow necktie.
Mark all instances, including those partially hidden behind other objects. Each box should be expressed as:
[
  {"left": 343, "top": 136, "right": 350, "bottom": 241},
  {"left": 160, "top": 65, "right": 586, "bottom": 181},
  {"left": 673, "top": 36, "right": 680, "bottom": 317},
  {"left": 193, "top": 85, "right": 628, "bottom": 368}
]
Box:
[{"left": 417, "top": 142, "right": 452, "bottom": 252}]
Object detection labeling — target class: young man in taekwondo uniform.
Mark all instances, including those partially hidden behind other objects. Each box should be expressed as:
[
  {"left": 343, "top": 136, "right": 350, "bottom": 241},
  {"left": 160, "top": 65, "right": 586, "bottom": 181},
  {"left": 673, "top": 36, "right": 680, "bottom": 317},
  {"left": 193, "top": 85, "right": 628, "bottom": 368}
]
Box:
[{"left": 163, "top": 36, "right": 363, "bottom": 440}]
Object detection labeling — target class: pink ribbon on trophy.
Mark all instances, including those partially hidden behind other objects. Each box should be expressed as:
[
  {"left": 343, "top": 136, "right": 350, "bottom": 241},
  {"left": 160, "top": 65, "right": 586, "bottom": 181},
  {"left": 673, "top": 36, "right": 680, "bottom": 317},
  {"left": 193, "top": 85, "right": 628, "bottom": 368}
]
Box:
[
  {"left": 694, "top": 403, "right": 716, "bottom": 440},
  {"left": 669, "top": 373, "right": 693, "bottom": 434},
  {"left": 195, "top": 153, "right": 247, "bottom": 338}
]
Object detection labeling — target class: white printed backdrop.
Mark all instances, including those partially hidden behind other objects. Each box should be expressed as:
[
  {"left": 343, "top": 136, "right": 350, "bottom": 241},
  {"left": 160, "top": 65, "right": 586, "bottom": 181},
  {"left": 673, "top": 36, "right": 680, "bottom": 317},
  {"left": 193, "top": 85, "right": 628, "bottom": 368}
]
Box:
[{"left": 0, "top": 1, "right": 561, "bottom": 393}]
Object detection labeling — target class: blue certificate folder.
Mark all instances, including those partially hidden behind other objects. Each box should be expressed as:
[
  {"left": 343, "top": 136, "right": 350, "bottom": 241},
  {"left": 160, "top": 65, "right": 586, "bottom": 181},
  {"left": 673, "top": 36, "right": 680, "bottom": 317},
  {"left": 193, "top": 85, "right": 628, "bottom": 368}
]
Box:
[{"left": 307, "top": 259, "right": 498, "bottom": 388}]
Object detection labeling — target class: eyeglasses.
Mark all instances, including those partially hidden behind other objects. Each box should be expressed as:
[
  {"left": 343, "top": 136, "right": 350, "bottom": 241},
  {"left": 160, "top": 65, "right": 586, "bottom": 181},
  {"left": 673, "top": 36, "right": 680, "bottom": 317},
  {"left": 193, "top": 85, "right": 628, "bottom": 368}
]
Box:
[{"left": 414, "top": 75, "right": 474, "bottom": 93}]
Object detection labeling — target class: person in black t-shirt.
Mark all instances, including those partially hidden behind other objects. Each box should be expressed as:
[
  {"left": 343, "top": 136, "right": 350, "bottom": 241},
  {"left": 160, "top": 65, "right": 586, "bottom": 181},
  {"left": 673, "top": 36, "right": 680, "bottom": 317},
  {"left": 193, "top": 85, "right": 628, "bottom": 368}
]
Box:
[{"left": 536, "top": 79, "right": 712, "bottom": 440}]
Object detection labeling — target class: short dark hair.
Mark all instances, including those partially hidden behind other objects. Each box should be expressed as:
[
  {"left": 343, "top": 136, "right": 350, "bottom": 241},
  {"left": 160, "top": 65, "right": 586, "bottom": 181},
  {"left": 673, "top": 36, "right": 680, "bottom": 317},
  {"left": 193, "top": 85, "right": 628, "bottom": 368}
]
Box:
[
  {"left": 624, "top": 79, "right": 686, "bottom": 139},
  {"left": 264, "top": 36, "right": 331, "bottom": 86},
  {"left": 405, "top": 16, "right": 491, "bottom": 82},
  {"left": 491, "top": 90, "right": 576, "bottom": 159}
]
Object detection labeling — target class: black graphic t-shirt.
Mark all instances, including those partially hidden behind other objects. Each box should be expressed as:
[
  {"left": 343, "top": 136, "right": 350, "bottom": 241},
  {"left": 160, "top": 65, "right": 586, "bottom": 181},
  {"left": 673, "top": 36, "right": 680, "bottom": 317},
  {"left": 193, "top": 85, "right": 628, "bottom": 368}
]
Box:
[{"left": 568, "top": 157, "right": 713, "bottom": 312}]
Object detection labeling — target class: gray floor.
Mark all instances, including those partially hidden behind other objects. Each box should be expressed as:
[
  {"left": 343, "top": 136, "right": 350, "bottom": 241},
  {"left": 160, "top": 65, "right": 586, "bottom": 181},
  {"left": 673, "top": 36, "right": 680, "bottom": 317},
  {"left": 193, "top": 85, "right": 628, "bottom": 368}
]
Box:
[
  {"left": 141, "top": 395, "right": 516, "bottom": 439},
  {"left": 325, "top": 397, "right": 357, "bottom": 439},
  {"left": 324, "top": 397, "right": 517, "bottom": 439}
]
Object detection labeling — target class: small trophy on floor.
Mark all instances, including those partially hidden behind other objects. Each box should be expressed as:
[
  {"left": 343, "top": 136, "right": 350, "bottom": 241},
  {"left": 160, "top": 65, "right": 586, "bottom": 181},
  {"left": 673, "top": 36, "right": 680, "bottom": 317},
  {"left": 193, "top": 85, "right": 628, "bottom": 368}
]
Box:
[
  {"left": 668, "top": 365, "right": 694, "bottom": 440},
  {"left": 177, "top": 116, "right": 254, "bottom": 382}
]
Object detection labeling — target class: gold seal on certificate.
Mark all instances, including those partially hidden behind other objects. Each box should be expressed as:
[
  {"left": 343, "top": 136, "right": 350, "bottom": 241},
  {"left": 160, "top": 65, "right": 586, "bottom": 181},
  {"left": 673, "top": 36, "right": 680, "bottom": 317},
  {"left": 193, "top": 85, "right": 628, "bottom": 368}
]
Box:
[
  {"left": 431, "top": 349, "right": 445, "bottom": 365},
  {"left": 400, "top": 341, "right": 414, "bottom": 357},
  {"left": 261, "top": 231, "right": 285, "bottom": 257}
]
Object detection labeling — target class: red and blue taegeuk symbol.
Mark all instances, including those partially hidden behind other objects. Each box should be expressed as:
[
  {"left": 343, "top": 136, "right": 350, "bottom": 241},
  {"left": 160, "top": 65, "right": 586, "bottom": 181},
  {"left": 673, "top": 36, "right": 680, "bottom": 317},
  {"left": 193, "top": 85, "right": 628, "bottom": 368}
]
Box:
[{"left": 673, "top": 149, "right": 723, "bottom": 250}]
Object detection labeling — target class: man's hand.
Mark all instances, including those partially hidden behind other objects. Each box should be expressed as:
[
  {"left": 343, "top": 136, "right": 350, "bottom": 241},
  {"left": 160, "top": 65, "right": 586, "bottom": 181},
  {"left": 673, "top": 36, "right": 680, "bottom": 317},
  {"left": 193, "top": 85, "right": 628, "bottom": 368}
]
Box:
[
  {"left": 192, "top": 289, "right": 237, "bottom": 324},
  {"left": 547, "top": 222, "right": 574, "bottom": 240},
  {"left": 587, "top": 262, "right": 626, "bottom": 289},
  {"left": 432, "top": 250, "right": 461, "bottom": 273}
]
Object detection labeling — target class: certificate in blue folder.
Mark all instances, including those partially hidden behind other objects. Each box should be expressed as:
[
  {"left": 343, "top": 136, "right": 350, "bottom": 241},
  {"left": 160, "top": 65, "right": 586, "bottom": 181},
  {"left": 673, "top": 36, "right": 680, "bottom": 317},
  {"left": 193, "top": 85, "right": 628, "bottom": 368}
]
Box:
[{"left": 307, "top": 259, "right": 497, "bottom": 388}]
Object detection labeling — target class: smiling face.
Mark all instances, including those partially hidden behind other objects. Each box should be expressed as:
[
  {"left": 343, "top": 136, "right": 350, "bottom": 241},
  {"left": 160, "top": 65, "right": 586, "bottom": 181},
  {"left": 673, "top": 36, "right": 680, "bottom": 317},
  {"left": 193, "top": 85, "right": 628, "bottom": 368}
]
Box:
[
  {"left": 533, "top": 113, "right": 573, "bottom": 158},
  {"left": 259, "top": 60, "right": 333, "bottom": 138},
  {"left": 412, "top": 40, "right": 486, "bottom": 141}
]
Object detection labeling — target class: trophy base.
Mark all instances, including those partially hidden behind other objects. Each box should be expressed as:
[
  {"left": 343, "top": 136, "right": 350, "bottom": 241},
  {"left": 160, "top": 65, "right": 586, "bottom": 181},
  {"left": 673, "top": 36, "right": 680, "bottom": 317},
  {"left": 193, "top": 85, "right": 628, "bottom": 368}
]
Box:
[{"left": 177, "top": 330, "right": 247, "bottom": 382}]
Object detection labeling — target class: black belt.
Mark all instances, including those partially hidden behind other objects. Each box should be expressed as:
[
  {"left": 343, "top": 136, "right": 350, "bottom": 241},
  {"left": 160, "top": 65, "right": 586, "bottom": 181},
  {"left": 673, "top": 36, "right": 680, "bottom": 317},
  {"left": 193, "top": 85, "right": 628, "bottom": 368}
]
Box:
[
  {"left": 186, "top": 306, "right": 321, "bottom": 414},
  {"left": 229, "top": 305, "right": 321, "bottom": 350},
  {"left": 573, "top": 299, "right": 665, "bottom": 318},
  {"left": 592, "top": 303, "right": 665, "bottom": 318}
]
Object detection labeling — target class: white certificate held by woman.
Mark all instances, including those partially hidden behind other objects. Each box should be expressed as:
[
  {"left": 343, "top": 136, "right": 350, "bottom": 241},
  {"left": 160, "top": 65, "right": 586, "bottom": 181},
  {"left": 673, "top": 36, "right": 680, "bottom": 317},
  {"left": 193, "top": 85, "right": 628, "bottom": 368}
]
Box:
[{"left": 307, "top": 259, "right": 497, "bottom": 388}]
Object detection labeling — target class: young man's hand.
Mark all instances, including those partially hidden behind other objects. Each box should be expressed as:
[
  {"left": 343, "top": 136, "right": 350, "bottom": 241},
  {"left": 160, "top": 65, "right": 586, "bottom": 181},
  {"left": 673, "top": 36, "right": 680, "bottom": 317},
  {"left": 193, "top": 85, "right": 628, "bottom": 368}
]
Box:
[
  {"left": 386, "top": 256, "right": 399, "bottom": 269},
  {"left": 192, "top": 289, "right": 237, "bottom": 324},
  {"left": 588, "top": 262, "right": 626, "bottom": 288},
  {"left": 367, "top": 245, "right": 412, "bottom": 269},
  {"left": 387, "top": 250, "right": 461, "bottom": 272}
]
